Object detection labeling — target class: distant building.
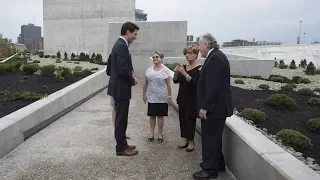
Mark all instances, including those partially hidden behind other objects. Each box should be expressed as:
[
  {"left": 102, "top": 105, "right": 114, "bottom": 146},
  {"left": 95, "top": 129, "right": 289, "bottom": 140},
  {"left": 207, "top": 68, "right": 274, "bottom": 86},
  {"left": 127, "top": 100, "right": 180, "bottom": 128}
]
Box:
[
  {"left": 311, "top": 41, "right": 320, "bottom": 44},
  {"left": 17, "top": 23, "right": 43, "bottom": 51},
  {"left": 223, "top": 39, "right": 281, "bottom": 47},
  {"left": 135, "top": 9, "right": 147, "bottom": 21}
]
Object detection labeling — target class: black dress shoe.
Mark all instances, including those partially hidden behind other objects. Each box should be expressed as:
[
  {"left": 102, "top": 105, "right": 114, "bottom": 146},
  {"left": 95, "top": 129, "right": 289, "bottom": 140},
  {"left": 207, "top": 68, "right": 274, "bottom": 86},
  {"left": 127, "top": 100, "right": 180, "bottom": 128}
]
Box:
[{"left": 192, "top": 170, "right": 218, "bottom": 179}]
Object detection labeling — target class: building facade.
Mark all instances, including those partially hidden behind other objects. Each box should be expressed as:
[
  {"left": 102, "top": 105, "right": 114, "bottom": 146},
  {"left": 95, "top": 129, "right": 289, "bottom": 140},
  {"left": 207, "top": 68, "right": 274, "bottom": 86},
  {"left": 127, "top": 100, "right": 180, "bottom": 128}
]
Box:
[
  {"left": 17, "top": 23, "right": 43, "bottom": 51},
  {"left": 223, "top": 39, "right": 281, "bottom": 47}
]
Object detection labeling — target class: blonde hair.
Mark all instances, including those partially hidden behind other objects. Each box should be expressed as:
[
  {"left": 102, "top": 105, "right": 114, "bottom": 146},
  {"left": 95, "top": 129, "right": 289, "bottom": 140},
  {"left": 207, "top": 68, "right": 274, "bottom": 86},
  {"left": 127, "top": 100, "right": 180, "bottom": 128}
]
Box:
[{"left": 183, "top": 44, "right": 199, "bottom": 56}]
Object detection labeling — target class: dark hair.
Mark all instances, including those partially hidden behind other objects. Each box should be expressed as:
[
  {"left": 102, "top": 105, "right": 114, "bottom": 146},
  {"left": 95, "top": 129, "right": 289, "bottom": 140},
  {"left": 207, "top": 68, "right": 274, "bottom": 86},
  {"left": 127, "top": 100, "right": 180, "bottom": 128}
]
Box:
[
  {"left": 153, "top": 51, "right": 164, "bottom": 59},
  {"left": 121, "top": 22, "right": 140, "bottom": 36}
]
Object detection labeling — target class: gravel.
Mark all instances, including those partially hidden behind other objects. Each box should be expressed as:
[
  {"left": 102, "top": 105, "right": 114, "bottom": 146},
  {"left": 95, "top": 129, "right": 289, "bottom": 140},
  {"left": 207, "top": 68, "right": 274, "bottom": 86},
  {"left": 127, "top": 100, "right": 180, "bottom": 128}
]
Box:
[{"left": 231, "top": 67, "right": 320, "bottom": 95}]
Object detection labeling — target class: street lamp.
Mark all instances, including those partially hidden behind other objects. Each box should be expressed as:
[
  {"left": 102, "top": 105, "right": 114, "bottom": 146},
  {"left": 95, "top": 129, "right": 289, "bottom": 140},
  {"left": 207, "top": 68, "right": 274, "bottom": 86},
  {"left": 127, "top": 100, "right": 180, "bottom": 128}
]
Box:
[{"left": 298, "top": 21, "right": 302, "bottom": 44}]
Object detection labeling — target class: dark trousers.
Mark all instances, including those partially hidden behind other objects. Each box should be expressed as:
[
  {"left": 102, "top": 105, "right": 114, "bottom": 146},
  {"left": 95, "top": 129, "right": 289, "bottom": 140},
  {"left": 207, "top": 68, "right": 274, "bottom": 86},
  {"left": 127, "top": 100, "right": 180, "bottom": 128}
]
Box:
[
  {"left": 114, "top": 98, "right": 130, "bottom": 152},
  {"left": 200, "top": 117, "right": 226, "bottom": 174},
  {"left": 178, "top": 104, "right": 197, "bottom": 141}
]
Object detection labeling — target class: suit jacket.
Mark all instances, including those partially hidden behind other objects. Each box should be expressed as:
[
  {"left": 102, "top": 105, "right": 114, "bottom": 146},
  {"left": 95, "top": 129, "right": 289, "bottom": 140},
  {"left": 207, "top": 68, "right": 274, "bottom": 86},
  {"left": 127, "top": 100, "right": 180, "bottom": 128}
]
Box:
[
  {"left": 197, "top": 49, "right": 233, "bottom": 119},
  {"left": 106, "top": 53, "right": 112, "bottom": 76},
  {"left": 107, "top": 38, "right": 135, "bottom": 99}
]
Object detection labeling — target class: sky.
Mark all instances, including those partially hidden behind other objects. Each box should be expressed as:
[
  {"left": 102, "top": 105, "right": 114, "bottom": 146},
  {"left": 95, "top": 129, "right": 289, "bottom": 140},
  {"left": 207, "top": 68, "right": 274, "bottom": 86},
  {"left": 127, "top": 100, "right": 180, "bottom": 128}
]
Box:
[{"left": 0, "top": 0, "right": 319, "bottom": 44}]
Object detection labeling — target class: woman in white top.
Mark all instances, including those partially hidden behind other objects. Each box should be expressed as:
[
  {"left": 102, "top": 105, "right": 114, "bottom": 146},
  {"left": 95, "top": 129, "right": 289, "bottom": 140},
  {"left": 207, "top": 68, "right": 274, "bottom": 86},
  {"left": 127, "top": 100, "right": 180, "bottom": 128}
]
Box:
[{"left": 143, "top": 52, "right": 172, "bottom": 143}]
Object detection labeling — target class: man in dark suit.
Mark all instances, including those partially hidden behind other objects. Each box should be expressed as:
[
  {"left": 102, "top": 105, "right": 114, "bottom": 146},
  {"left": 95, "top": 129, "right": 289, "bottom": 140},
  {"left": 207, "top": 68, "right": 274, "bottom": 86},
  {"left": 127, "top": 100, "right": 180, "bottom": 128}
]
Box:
[
  {"left": 193, "top": 33, "right": 233, "bottom": 179},
  {"left": 107, "top": 22, "right": 139, "bottom": 156}
]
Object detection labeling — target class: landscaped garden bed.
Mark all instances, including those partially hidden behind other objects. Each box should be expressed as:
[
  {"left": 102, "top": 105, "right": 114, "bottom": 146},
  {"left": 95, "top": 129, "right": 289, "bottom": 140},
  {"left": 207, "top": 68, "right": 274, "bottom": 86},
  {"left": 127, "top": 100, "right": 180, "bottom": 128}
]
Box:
[{"left": 0, "top": 63, "right": 93, "bottom": 119}]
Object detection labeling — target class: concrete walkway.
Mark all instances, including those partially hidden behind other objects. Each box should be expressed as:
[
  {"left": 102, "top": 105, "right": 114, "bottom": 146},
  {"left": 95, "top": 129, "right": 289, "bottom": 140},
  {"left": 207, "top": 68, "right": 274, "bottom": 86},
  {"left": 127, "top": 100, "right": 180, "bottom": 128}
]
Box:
[{"left": 0, "top": 84, "right": 235, "bottom": 180}]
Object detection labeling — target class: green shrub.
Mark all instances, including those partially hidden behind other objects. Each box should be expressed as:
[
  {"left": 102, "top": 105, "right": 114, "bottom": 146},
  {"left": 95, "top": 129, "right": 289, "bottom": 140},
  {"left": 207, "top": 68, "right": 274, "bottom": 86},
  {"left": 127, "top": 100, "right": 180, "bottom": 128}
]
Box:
[
  {"left": 57, "top": 51, "right": 61, "bottom": 59},
  {"left": 165, "top": 63, "right": 178, "bottom": 71},
  {"left": 82, "top": 69, "right": 93, "bottom": 77},
  {"left": 299, "top": 59, "right": 307, "bottom": 68},
  {"left": 56, "top": 59, "right": 62, "bottom": 63},
  {"left": 56, "top": 73, "right": 64, "bottom": 82},
  {"left": 269, "top": 75, "right": 289, "bottom": 83},
  {"left": 74, "top": 62, "right": 80, "bottom": 64},
  {"left": 22, "top": 64, "right": 39, "bottom": 74},
  {"left": 278, "top": 64, "right": 288, "bottom": 69},
  {"left": 239, "top": 108, "right": 267, "bottom": 124},
  {"left": 316, "top": 69, "right": 320, "bottom": 74},
  {"left": 251, "top": 76, "right": 263, "bottom": 80},
  {"left": 44, "top": 55, "right": 50, "bottom": 58},
  {"left": 258, "top": 84, "right": 270, "bottom": 90},
  {"left": 57, "top": 66, "right": 72, "bottom": 77},
  {"left": 276, "top": 129, "right": 312, "bottom": 151},
  {"left": 289, "top": 60, "right": 297, "bottom": 69},
  {"left": 91, "top": 67, "right": 99, "bottom": 71},
  {"left": 73, "top": 66, "right": 83, "bottom": 72},
  {"left": 51, "top": 55, "right": 56, "bottom": 59},
  {"left": 308, "top": 118, "right": 320, "bottom": 133},
  {"left": 281, "top": 83, "right": 297, "bottom": 91},
  {"left": 266, "top": 94, "right": 296, "bottom": 109},
  {"left": 270, "top": 77, "right": 285, "bottom": 83},
  {"left": 297, "top": 78, "right": 311, "bottom": 84},
  {"left": 33, "top": 60, "right": 40, "bottom": 63},
  {"left": 4, "top": 63, "right": 15, "bottom": 72},
  {"left": 235, "top": 79, "right": 244, "bottom": 84},
  {"left": 298, "top": 88, "right": 314, "bottom": 96},
  {"left": 73, "top": 71, "right": 83, "bottom": 76},
  {"left": 307, "top": 97, "right": 320, "bottom": 106},
  {"left": 40, "top": 65, "right": 56, "bottom": 76},
  {"left": 12, "top": 91, "right": 45, "bottom": 101},
  {"left": 39, "top": 52, "right": 44, "bottom": 58},
  {"left": 13, "top": 62, "right": 23, "bottom": 70},
  {"left": 314, "top": 88, "right": 320, "bottom": 93},
  {"left": 0, "top": 65, "right": 5, "bottom": 74},
  {"left": 71, "top": 53, "right": 75, "bottom": 60},
  {"left": 306, "top": 62, "right": 316, "bottom": 75}
]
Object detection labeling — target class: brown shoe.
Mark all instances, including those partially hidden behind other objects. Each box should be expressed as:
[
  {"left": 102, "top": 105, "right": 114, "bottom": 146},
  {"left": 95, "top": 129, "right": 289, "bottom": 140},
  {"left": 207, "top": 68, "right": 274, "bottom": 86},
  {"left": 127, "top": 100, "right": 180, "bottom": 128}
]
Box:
[
  {"left": 116, "top": 149, "right": 138, "bottom": 156},
  {"left": 126, "top": 144, "right": 136, "bottom": 150}
]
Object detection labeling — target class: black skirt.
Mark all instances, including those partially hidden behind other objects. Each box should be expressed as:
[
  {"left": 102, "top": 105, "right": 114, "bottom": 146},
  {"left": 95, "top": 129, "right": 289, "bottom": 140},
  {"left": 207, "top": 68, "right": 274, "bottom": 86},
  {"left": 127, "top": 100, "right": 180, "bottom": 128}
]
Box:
[{"left": 147, "top": 103, "right": 168, "bottom": 116}]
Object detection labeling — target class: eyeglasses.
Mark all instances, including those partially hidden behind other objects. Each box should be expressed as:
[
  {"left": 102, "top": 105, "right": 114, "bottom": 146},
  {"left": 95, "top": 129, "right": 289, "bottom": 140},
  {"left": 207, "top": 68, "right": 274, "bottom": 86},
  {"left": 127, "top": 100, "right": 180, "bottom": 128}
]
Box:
[{"left": 152, "top": 56, "right": 159, "bottom": 59}]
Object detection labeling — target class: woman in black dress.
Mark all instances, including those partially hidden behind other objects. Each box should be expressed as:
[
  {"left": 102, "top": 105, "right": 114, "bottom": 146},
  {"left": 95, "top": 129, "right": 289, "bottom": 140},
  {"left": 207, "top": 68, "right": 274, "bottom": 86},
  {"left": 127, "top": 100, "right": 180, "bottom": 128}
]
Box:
[{"left": 173, "top": 44, "right": 202, "bottom": 152}]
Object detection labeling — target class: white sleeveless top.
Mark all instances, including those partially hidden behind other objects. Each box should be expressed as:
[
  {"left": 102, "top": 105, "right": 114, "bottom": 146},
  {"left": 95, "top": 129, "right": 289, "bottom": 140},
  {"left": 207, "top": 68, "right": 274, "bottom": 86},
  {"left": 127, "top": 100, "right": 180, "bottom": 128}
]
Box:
[{"left": 146, "top": 66, "right": 170, "bottom": 103}]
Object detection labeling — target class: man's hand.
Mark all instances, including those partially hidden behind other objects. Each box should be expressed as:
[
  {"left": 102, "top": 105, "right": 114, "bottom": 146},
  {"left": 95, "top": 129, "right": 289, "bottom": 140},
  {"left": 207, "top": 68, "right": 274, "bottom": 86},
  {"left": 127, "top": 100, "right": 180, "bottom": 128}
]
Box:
[
  {"left": 199, "top": 109, "right": 207, "bottom": 120},
  {"left": 134, "top": 77, "right": 138, "bottom": 85}
]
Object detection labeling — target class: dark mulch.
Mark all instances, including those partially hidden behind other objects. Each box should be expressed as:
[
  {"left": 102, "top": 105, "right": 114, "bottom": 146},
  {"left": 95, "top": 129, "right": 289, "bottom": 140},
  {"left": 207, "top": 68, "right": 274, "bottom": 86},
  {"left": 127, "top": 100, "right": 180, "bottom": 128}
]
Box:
[
  {"left": 231, "top": 86, "right": 320, "bottom": 163},
  {"left": 0, "top": 70, "right": 85, "bottom": 119}
]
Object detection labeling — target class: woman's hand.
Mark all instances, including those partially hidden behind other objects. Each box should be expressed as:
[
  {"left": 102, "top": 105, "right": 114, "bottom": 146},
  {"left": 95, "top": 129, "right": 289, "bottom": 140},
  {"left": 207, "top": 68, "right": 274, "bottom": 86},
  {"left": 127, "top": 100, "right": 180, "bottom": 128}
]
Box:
[
  {"left": 143, "top": 96, "right": 147, "bottom": 104},
  {"left": 168, "top": 96, "right": 172, "bottom": 103},
  {"left": 173, "top": 64, "right": 181, "bottom": 72}
]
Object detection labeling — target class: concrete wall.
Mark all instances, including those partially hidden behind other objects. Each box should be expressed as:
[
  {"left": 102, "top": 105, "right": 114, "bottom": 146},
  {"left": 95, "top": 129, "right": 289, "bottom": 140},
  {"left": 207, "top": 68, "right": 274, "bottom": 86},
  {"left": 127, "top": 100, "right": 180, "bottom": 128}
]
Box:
[
  {"left": 0, "top": 69, "right": 108, "bottom": 159},
  {"left": 106, "top": 21, "right": 187, "bottom": 77},
  {"left": 161, "top": 55, "right": 275, "bottom": 79},
  {"left": 221, "top": 44, "right": 320, "bottom": 67},
  {"left": 43, "top": 0, "right": 135, "bottom": 57},
  {"left": 169, "top": 77, "right": 320, "bottom": 180}
]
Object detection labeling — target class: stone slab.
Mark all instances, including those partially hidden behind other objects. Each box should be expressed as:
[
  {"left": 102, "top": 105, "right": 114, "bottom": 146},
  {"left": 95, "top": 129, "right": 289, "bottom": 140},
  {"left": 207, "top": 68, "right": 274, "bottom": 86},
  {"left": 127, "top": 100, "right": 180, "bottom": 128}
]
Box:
[{"left": 0, "top": 69, "right": 109, "bottom": 159}]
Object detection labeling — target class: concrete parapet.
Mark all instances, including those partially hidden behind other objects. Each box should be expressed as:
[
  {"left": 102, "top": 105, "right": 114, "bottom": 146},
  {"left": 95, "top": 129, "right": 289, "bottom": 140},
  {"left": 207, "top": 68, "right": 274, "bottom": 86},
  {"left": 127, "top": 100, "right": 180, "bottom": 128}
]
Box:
[
  {"left": 0, "top": 69, "right": 108, "bottom": 159},
  {"left": 162, "top": 54, "right": 274, "bottom": 79}
]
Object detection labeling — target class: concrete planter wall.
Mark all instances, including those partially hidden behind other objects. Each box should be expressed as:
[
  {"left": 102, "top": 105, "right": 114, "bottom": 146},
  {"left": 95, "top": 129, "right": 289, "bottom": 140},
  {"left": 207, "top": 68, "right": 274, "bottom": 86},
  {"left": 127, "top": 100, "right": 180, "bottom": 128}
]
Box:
[{"left": 0, "top": 69, "right": 108, "bottom": 159}]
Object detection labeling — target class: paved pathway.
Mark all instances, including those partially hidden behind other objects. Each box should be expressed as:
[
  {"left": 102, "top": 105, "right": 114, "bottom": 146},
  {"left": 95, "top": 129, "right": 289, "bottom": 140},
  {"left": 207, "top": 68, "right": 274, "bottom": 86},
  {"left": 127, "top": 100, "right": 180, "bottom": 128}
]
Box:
[{"left": 0, "top": 83, "right": 235, "bottom": 180}]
